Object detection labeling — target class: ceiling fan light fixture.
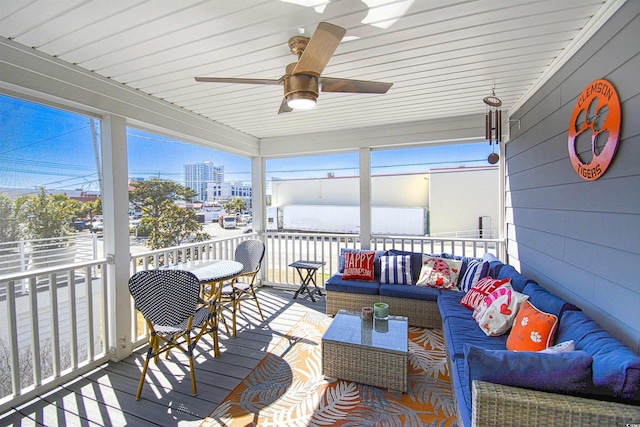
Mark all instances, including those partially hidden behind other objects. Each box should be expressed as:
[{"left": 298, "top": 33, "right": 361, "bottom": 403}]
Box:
[{"left": 286, "top": 92, "right": 317, "bottom": 109}]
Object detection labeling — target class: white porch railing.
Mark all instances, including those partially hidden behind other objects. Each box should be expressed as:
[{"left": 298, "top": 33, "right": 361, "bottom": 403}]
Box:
[
  {"left": 262, "top": 232, "right": 503, "bottom": 289},
  {"left": 0, "top": 231, "right": 503, "bottom": 414},
  {"left": 0, "top": 259, "right": 111, "bottom": 413},
  {"left": 0, "top": 234, "right": 100, "bottom": 276}
]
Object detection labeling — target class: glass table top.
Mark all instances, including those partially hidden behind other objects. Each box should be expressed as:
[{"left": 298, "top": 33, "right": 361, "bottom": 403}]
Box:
[{"left": 322, "top": 309, "right": 408, "bottom": 353}]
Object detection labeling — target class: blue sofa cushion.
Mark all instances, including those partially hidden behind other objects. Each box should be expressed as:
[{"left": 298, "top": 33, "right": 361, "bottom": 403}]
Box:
[
  {"left": 523, "top": 282, "right": 581, "bottom": 319},
  {"left": 325, "top": 274, "right": 380, "bottom": 295},
  {"left": 387, "top": 249, "right": 424, "bottom": 283},
  {"left": 443, "top": 315, "right": 508, "bottom": 361},
  {"left": 437, "top": 290, "right": 470, "bottom": 321},
  {"left": 379, "top": 283, "right": 440, "bottom": 301},
  {"left": 482, "top": 253, "right": 504, "bottom": 278},
  {"left": 465, "top": 344, "right": 594, "bottom": 394},
  {"left": 450, "top": 357, "right": 472, "bottom": 427},
  {"left": 556, "top": 310, "right": 640, "bottom": 400},
  {"left": 497, "top": 264, "right": 535, "bottom": 293}
]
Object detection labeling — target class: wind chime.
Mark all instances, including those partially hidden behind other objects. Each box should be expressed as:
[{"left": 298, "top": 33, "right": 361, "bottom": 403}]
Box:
[{"left": 484, "top": 88, "right": 502, "bottom": 164}]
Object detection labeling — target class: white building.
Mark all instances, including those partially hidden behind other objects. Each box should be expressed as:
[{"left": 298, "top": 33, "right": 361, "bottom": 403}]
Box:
[
  {"left": 183, "top": 161, "right": 224, "bottom": 201},
  {"left": 207, "top": 181, "right": 252, "bottom": 206},
  {"left": 270, "top": 167, "right": 499, "bottom": 237}
]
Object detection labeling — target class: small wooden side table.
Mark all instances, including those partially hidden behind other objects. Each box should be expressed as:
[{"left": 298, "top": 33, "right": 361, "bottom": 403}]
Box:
[{"left": 289, "top": 260, "right": 325, "bottom": 302}]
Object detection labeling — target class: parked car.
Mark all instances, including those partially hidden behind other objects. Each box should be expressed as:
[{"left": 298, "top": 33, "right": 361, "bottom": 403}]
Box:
[
  {"left": 222, "top": 216, "right": 236, "bottom": 229},
  {"left": 91, "top": 221, "right": 104, "bottom": 233},
  {"left": 129, "top": 219, "right": 141, "bottom": 233},
  {"left": 72, "top": 220, "right": 89, "bottom": 231},
  {"left": 243, "top": 222, "right": 253, "bottom": 233}
]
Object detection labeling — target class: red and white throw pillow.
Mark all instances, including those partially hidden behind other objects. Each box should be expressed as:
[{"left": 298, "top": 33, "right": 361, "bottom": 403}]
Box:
[
  {"left": 460, "top": 277, "right": 511, "bottom": 310},
  {"left": 342, "top": 250, "right": 376, "bottom": 281},
  {"left": 416, "top": 256, "right": 462, "bottom": 290},
  {"left": 473, "top": 285, "right": 529, "bottom": 336}
]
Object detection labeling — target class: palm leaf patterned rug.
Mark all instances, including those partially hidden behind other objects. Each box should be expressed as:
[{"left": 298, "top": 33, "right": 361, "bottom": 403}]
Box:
[{"left": 201, "top": 312, "right": 458, "bottom": 426}]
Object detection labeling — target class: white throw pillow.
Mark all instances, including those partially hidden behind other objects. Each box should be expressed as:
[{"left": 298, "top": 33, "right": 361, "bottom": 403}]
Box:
[
  {"left": 416, "top": 256, "right": 462, "bottom": 290},
  {"left": 539, "top": 340, "right": 575, "bottom": 354},
  {"left": 473, "top": 284, "right": 528, "bottom": 336}
]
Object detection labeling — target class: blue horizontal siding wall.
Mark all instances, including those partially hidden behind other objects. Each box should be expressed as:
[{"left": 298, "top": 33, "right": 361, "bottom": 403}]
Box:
[{"left": 506, "top": 1, "right": 640, "bottom": 352}]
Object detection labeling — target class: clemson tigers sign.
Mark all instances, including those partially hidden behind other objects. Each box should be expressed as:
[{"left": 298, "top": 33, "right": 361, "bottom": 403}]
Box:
[{"left": 568, "top": 79, "right": 621, "bottom": 181}]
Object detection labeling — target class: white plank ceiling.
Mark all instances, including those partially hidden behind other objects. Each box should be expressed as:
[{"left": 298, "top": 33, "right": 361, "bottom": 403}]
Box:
[{"left": 0, "top": 0, "right": 611, "bottom": 140}]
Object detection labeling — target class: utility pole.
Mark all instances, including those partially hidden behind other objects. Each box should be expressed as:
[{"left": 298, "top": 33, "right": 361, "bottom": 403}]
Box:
[{"left": 90, "top": 118, "right": 103, "bottom": 195}]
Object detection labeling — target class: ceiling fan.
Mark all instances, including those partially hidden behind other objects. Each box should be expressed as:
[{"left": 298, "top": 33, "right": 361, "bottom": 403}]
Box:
[{"left": 194, "top": 22, "right": 393, "bottom": 114}]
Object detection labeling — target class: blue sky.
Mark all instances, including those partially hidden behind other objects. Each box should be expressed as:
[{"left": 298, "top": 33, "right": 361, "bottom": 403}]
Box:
[{"left": 0, "top": 94, "right": 495, "bottom": 194}]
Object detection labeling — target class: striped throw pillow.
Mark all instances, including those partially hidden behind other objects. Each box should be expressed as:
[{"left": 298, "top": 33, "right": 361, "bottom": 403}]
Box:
[
  {"left": 380, "top": 255, "right": 413, "bottom": 285},
  {"left": 459, "top": 259, "right": 490, "bottom": 293}
]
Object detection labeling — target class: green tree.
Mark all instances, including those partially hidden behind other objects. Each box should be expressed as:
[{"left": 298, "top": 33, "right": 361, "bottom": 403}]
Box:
[
  {"left": 19, "top": 188, "right": 74, "bottom": 242},
  {"left": 67, "top": 199, "right": 85, "bottom": 220},
  {"left": 86, "top": 197, "right": 102, "bottom": 218},
  {"left": 129, "top": 179, "right": 207, "bottom": 250},
  {"left": 0, "top": 195, "right": 20, "bottom": 250},
  {"left": 223, "top": 198, "right": 247, "bottom": 214},
  {"left": 146, "top": 201, "right": 210, "bottom": 250},
  {"left": 129, "top": 178, "right": 196, "bottom": 221}
]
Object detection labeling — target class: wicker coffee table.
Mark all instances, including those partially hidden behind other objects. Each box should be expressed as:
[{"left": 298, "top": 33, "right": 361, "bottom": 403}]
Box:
[{"left": 322, "top": 309, "right": 408, "bottom": 392}]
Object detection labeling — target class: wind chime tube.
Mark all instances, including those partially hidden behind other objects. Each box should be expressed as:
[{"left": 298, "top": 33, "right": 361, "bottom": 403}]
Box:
[
  {"left": 497, "top": 110, "right": 502, "bottom": 143},
  {"left": 486, "top": 111, "right": 492, "bottom": 141},
  {"left": 485, "top": 112, "right": 489, "bottom": 140}
]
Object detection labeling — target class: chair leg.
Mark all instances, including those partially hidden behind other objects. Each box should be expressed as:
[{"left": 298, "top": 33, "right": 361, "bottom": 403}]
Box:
[
  {"left": 186, "top": 334, "right": 198, "bottom": 396},
  {"left": 189, "top": 354, "right": 197, "bottom": 396},
  {"left": 218, "top": 304, "right": 230, "bottom": 335},
  {"left": 231, "top": 294, "right": 238, "bottom": 338},
  {"left": 248, "top": 286, "right": 265, "bottom": 320},
  {"left": 208, "top": 307, "right": 221, "bottom": 357},
  {"left": 211, "top": 324, "right": 220, "bottom": 357},
  {"left": 137, "top": 334, "right": 156, "bottom": 400},
  {"left": 136, "top": 358, "right": 151, "bottom": 400}
]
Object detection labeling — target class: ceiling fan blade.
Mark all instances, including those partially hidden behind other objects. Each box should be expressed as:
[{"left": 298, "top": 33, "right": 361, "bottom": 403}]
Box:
[
  {"left": 293, "top": 22, "right": 346, "bottom": 77},
  {"left": 278, "top": 98, "right": 293, "bottom": 114},
  {"left": 194, "top": 77, "right": 282, "bottom": 85},
  {"left": 320, "top": 77, "right": 393, "bottom": 94}
]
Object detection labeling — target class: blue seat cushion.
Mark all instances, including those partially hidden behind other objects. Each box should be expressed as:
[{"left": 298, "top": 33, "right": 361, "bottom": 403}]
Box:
[
  {"left": 325, "top": 274, "right": 380, "bottom": 295},
  {"left": 437, "top": 290, "right": 470, "bottom": 321},
  {"left": 442, "top": 315, "right": 508, "bottom": 361},
  {"left": 497, "top": 264, "right": 535, "bottom": 293},
  {"left": 465, "top": 344, "right": 594, "bottom": 394},
  {"left": 523, "top": 282, "right": 581, "bottom": 319},
  {"left": 556, "top": 310, "right": 640, "bottom": 400},
  {"left": 379, "top": 283, "right": 440, "bottom": 301},
  {"left": 450, "top": 357, "right": 472, "bottom": 427}
]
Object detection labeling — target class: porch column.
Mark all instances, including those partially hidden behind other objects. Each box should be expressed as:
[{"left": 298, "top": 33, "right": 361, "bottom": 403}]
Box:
[
  {"left": 101, "top": 114, "right": 132, "bottom": 361},
  {"left": 251, "top": 156, "right": 266, "bottom": 285},
  {"left": 251, "top": 157, "right": 264, "bottom": 233},
  {"left": 359, "top": 147, "right": 372, "bottom": 249}
]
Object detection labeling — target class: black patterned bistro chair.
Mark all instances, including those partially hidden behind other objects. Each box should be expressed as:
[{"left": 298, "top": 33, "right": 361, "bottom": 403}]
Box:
[
  {"left": 220, "top": 239, "right": 266, "bottom": 336},
  {"left": 128, "top": 269, "right": 217, "bottom": 400}
]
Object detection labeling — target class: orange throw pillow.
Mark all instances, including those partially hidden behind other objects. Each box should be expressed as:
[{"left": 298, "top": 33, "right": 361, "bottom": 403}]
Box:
[
  {"left": 342, "top": 250, "right": 376, "bottom": 281},
  {"left": 507, "top": 301, "right": 558, "bottom": 351}
]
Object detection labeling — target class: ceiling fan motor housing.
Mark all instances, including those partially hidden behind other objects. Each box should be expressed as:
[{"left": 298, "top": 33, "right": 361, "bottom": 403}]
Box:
[{"left": 284, "top": 62, "right": 319, "bottom": 101}]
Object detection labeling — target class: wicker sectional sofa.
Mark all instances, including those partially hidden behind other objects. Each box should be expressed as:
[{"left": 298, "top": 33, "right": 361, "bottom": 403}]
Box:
[{"left": 325, "top": 249, "right": 640, "bottom": 427}]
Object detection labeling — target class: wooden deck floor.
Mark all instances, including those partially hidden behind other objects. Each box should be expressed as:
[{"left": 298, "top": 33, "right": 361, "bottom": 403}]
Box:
[{"left": 0, "top": 287, "right": 327, "bottom": 427}]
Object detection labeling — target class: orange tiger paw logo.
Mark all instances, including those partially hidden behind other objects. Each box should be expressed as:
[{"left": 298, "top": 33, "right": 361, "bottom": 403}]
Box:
[{"left": 568, "top": 79, "right": 621, "bottom": 181}]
